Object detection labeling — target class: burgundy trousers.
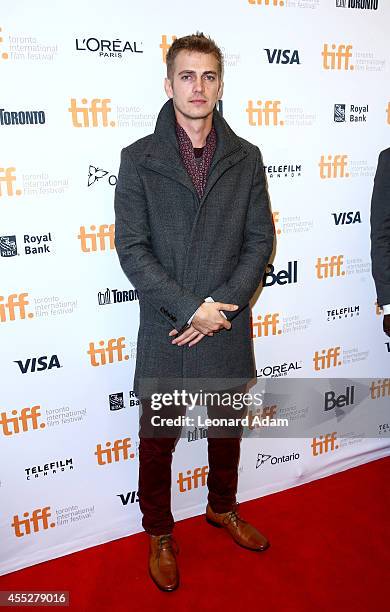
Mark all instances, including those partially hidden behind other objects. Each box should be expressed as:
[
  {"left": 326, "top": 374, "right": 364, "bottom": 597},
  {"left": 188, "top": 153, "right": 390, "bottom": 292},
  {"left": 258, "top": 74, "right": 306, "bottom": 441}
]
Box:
[{"left": 138, "top": 386, "right": 247, "bottom": 536}]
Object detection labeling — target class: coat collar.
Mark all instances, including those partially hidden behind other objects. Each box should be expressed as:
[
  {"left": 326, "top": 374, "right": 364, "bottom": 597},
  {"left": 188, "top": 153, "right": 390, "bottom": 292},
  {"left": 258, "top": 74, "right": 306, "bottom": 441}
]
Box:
[{"left": 140, "top": 99, "right": 248, "bottom": 200}]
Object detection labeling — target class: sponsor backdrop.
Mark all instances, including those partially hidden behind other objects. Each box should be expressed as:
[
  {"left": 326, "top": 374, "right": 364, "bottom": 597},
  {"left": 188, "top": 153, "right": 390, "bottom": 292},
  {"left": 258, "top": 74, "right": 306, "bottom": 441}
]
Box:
[{"left": 1, "top": 0, "right": 389, "bottom": 575}]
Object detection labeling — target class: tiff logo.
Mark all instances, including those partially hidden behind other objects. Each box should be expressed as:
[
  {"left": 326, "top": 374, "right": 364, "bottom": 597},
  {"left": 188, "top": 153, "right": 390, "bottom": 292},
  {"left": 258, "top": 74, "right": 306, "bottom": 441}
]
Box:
[
  {"left": 319, "top": 155, "right": 349, "bottom": 179},
  {"left": 0, "top": 293, "right": 33, "bottom": 323},
  {"left": 68, "top": 98, "right": 115, "bottom": 128},
  {"left": 177, "top": 466, "right": 208, "bottom": 492},
  {"left": 251, "top": 313, "right": 281, "bottom": 337},
  {"left": 0, "top": 167, "right": 22, "bottom": 196},
  {"left": 370, "top": 379, "right": 390, "bottom": 399},
  {"left": 12, "top": 507, "right": 54, "bottom": 537},
  {"left": 246, "top": 100, "right": 284, "bottom": 126},
  {"left": 248, "top": 0, "right": 285, "bottom": 6},
  {"left": 160, "top": 35, "right": 177, "bottom": 63},
  {"left": 87, "top": 337, "right": 128, "bottom": 366},
  {"left": 322, "top": 44, "right": 354, "bottom": 70},
  {"left": 313, "top": 347, "right": 342, "bottom": 371},
  {"left": 78, "top": 224, "right": 115, "bottom": 252},
  {"left": 0, "top": 406, "right": 45, "bottom": 436},
  {"left": 315, "top": 255, "right": 345, "bottom": 279},
  {"left": 311, "top": 432, "right": 339, "bottom": 456},
  {"left": 95, "top": 438, "right": 135, "bottom": 465}
]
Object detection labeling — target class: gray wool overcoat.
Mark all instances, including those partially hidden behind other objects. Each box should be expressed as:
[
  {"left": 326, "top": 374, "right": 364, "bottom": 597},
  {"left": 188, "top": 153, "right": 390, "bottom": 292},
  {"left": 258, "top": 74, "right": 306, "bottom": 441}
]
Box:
[{"left": 114, "top": 99, "right": 274, "bottom": 398}]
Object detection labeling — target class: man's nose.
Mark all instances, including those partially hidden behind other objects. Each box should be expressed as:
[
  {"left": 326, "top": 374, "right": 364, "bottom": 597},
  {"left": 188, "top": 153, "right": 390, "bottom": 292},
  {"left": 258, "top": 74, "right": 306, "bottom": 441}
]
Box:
[{"left": 193, "top": 76, "right": 205, "bottom": 93}]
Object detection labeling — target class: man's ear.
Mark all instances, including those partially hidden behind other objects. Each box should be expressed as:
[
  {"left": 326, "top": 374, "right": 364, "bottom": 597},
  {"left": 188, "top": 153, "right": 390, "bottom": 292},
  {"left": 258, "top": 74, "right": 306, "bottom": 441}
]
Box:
[{"left": 164, "top": 77, "right": 173, "bottom": 99}]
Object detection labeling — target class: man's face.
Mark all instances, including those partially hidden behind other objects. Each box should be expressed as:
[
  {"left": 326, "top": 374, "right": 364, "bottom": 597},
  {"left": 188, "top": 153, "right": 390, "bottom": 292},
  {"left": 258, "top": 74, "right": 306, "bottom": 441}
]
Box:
[{"left": 164, "top": 50, "right": 223, "bottom": 121}]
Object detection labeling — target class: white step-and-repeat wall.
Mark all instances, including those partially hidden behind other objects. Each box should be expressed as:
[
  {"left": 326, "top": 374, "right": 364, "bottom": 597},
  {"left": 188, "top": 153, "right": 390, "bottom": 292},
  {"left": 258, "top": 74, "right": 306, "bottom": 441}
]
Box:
[{"left": 1, "top": 0, "right": 389, "bottom": 576}]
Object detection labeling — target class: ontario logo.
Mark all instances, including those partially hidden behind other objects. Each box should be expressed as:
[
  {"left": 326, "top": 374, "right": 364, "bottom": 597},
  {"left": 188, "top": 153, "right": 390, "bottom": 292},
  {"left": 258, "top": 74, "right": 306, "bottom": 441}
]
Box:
[{"left": 88, "top": 165, "right": 117, "bottom": 187}]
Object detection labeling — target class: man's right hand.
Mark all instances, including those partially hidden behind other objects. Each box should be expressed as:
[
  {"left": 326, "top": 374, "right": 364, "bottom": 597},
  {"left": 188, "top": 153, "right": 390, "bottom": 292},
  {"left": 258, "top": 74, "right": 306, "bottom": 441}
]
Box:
[
  {"left": 191, "top": 301, "right": 239, "bottom": 335},
  {"left": 384, "top": 314, "right": 390, "bottom": 337}
]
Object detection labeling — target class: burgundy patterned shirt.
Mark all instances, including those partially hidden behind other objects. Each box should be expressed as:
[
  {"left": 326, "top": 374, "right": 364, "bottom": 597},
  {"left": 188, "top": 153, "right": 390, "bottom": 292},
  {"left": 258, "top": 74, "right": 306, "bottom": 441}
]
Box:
[{"left": 175, "top": 121, "right": 217, "bottom": 198}]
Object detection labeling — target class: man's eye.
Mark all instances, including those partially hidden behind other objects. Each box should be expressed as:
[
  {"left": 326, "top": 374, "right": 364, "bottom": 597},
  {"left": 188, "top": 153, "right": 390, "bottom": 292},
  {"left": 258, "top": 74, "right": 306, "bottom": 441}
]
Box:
[
  {"left": 181, "top": 75, "right": 191, "bottom": 80},
  {"left": 204, "top": 75, "right": 215, "bottom": 81}
]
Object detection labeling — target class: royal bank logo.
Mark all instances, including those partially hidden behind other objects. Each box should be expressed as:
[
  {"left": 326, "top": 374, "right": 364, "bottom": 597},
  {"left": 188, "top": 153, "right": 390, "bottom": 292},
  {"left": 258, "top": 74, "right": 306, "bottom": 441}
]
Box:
[
  {"left": 0, "top": 235, "right": 17, "bottom": 257},
  {"left": 69, "top": 98, "right": 115, "bottom": 128},
  {"left": 0, "top": 108, "right": 46, "bottom": 126},
  {"left": 246, "top": 100, "right": 284, "bottom": 126},
  {"left": 334, "top": 103, "right": 368, "bottom": 123},
  {"left": 75, "top": 37, "right": 143, "bottom": 58},
  {"left": 322, "top": 44, "right": 354, "bottom": 70},
  {"left": 336, "top": 0, "right": 378, "bottom": 9},
  {"left": 264, "top": 48, "right": 300, "bottom": 64},
  {"left": 109, "top": 392, "right": 124, "bottom": 411},
  {"left": 98, "top": 288, "right": 139, "bottom": 305},
  {"left": 88, "top": 165, "right": 117, "bottom": 187},
  {"left": 264, "top": 163, "right": 302, "bottom": 179}
]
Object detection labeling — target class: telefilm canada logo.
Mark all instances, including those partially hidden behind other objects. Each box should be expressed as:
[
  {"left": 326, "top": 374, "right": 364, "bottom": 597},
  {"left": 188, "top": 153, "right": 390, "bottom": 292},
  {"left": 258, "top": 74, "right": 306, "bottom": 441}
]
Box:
[
  {"left": 264, "top": 163, "right": 302, "bottom": 179},
  {"left": 75, "top": 36, "right": 143, "bottom": 58}
]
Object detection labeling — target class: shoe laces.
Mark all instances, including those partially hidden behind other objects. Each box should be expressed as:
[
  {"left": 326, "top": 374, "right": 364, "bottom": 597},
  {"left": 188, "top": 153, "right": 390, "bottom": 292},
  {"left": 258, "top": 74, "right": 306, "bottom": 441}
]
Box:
[
  {"left": 157, "top": 534, "right": 179, "bottom": 558},
  {"left": 222, "top": 503, "right": 246, "bottom": 527}
]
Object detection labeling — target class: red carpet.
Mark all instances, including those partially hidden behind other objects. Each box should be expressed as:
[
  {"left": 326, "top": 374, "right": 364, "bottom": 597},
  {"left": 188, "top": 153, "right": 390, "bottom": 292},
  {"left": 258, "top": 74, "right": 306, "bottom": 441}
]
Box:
[{"left": 1, "top": 457, "right": 389, "bottom": 612}]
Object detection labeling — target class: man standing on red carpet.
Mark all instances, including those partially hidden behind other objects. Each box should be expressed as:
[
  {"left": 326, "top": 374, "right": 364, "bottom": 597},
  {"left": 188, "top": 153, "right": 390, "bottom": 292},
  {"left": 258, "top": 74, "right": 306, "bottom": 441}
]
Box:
[{"left": 114, "top": 33, "right": 274, "bottom": 591}]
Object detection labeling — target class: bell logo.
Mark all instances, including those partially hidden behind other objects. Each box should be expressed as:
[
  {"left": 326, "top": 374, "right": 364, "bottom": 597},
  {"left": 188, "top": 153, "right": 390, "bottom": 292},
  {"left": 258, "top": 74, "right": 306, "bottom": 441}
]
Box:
[
  {"left": 78, "top": 224, "right": 115, "bottom": 252},
  {"left": 386, "top": 102, "right": 390, "bottom": 125},
  {"left": 313, "top": 347, "right": 342, "bottom": 371},
  {"left": 0, "top": 405, "right": 45, "bottom": 436},
  {"left": 68, "top": 98, "right": 115, "bottom": 128},
  {"left": 0, "top": 167, "right": 22, "bottom": 197},
  {"left": 12, "top": 507, "right": 55, "bottom": 537},
  {"left": 0, "top": 293, "right": 33, "bottom": 323},
  {"left": 160, "top": 35, "right": 177, "bottom": 63},
  {"left": 322, "top": 44, "right": 354, "bottom": 70},
  {"left": 251, "top": 313, "right": 281, "bottom": 338},
  {"left": 370, "top": 379, "right": 390, "bottom": 400},
  {"left": 87, "top": 337, "right": 128, "bottom": 366},
  {"left": 177, "top": 466, "right": 208, "bottom": 492},
  {"left": 0, "top": 27, "right": 9, "bottom": 59},
  {"left": 315, "top": 255, "right": 345, "bottom": 279},
  {"left": 248, "top": 0, "right": 285, "bottom": 6},
  {"left": 311, "top": 432, "right": 339, "bottom": 456},
  {"left": 319, "top": 155, "right": 349, "bottom": 179},
  {"left": 95, "top": 438, "right": 135, "bottom": 465},
  {"left": 246, "top": 100, "right": 284, "bottom": 126}
]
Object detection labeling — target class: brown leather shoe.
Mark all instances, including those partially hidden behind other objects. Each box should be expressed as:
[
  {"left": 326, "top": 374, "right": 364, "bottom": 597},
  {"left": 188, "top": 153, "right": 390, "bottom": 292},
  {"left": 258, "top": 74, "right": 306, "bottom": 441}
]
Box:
[
  {"left": 206, "top": 503, "right": 270, "bottom": 551},
  {"left": 148, "top": 534, "right": 179, "bottom": 591}
]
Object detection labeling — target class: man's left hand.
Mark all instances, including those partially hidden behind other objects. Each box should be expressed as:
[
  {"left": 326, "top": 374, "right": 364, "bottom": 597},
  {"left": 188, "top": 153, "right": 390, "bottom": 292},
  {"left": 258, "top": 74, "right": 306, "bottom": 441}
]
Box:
[
  {"left": 384, "top": 314, "right": 390, "bottom": 337},
  {"left": 169, "top": 324, "right": 208, "bottom": 347}
]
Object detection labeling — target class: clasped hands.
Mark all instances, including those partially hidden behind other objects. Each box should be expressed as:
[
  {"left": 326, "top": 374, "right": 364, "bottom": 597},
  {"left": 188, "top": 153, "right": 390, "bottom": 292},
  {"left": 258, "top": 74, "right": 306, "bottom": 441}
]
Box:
[{"left": 169, "top": 301, "right": 238, "bottom": 347}]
